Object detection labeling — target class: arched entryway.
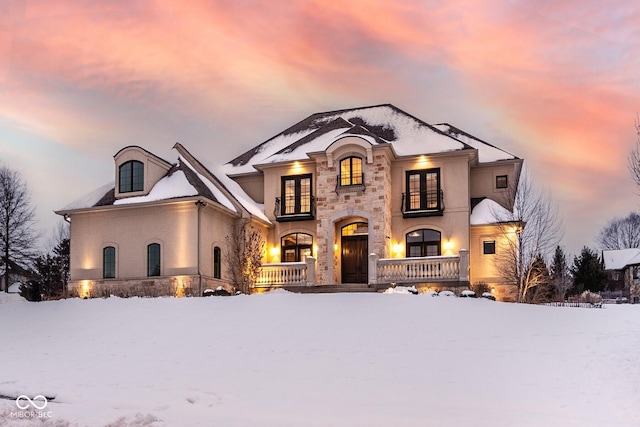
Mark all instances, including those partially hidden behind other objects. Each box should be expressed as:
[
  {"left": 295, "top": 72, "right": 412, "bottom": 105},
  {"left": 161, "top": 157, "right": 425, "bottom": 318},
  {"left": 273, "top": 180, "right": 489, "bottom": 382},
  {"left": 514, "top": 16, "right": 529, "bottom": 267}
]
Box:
[{"left": 341, "top": 222, "right": 368, "bottom": 283}]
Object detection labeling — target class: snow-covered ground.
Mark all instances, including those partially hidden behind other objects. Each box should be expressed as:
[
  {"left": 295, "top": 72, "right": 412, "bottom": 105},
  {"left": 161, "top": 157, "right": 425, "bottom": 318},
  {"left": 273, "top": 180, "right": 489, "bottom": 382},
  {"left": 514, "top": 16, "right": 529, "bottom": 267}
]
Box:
[{"left": 0, "top": 291, "right": 639, "bottom": 426}]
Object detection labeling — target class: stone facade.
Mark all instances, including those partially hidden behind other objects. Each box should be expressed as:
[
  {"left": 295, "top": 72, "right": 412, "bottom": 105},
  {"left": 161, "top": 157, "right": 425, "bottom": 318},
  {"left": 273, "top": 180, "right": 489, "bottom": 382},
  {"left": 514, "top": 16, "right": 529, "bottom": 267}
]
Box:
[{"left": 313, "top": 145, "right": 393, "bottom": 284}]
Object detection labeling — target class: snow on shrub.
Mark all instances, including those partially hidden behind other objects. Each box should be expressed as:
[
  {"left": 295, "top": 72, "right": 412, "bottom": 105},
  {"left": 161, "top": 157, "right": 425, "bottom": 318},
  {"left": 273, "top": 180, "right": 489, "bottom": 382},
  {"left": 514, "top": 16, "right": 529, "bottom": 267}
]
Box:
[
  {"left": 481, "top": 292, "right": 496, "bottom": 301},
  {"left": 383, "top": 286, "right": 418, "bottom": 295}
]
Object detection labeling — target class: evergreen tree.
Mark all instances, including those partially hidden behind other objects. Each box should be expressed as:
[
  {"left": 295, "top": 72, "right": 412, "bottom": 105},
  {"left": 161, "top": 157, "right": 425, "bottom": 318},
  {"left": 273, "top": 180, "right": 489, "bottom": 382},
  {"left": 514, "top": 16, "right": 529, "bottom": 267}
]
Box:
[
  {"left": 526, "top": 254, "right": 553, "bottom": 303},
  {"left": 30, "top": 237, "right": 70, "bottom": 299},
  {"left": 570, "top": 247, "right": 606, "bottom": 294},
  {"left": 549, "top": 246, "right": 572, "bottom": 300}
]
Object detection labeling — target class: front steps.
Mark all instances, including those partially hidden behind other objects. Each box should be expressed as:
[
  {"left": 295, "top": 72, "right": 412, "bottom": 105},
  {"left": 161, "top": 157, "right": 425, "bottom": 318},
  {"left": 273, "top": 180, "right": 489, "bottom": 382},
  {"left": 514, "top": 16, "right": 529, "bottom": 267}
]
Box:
[{"left": 282, "top": 284, "right": 378, "bottom": 294}]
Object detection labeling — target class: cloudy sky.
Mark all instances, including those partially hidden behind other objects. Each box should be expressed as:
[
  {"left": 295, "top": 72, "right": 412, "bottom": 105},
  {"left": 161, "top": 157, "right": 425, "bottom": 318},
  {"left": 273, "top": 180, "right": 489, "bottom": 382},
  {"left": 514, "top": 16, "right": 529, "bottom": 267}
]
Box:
[{"left": 1, "top": 0, "right": 639, "bottom": 255}]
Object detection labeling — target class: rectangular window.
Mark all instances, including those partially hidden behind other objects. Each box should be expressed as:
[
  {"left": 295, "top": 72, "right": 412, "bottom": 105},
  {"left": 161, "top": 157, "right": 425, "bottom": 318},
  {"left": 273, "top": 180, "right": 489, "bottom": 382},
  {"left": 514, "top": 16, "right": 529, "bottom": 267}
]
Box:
[
  {"left": 483, "top": 241, "right": 496, "bottom": 255},
  {"left": 132, "top": 161, "right": 144, "bottom": 191},
  {"left": 213, "top": 246, "right": 221, "bottom": 279},
  {"left": 281, "top": 174, "right": 312, "bottom": 217},
  {"left": 405, "top": 169, "right": 441, "bottom": 213},
  {"left": 147, "top": 243, "right": 161, "bottom": 277},
  {"left": 496, "top": 175, "right": 508, "bottom": 189},
  {"left": 103, "top": 247, "right": 116, "bottom": 279},
  {"left": 119, "top": 165, "right": 132, "bottom": 193}
]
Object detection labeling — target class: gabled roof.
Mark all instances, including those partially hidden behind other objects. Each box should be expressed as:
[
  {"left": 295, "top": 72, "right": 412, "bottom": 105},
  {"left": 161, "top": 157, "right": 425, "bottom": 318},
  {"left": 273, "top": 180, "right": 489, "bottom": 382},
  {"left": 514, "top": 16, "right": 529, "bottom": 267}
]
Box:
[
  {"left": 602, "top": 248, "right": 640, "bottom": 270},
  {"left": 57, "top": 145, "right": 271, "bottom": 224},
  {"left": 223, "top": 104, "right": 516, "bottom": 175},
  {"left": 432, "top": 124, "right": 518, "bottom": 163},
  {"left": 223, "top": 104, "right": 472, "bottom": 174}
]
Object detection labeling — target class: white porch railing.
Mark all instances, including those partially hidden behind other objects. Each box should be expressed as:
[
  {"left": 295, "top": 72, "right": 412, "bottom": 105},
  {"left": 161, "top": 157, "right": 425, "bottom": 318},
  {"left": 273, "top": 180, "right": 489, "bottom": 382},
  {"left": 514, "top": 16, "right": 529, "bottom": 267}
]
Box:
[
  {"left": 254, "top": 251, "right": 470, "bottom": 288},
  {"left": 255, "top": 257, "right": 316, "bottom": 287},
  {"left": 370, "top": 250, "right": 469, "bottom": 285}
]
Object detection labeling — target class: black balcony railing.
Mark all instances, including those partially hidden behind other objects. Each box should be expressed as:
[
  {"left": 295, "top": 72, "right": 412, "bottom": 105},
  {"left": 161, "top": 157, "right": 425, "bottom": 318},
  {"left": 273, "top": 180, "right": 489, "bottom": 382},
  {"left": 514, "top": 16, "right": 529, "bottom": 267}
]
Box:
[
  {"left": 401, "top": 189, "right": 444, "bottom": 218},
  {"left": 274, "top": 195, "right": 316, "bottom": 222},
  {"left": 335, "top": 173, "right": 366, "bottom": 194}
]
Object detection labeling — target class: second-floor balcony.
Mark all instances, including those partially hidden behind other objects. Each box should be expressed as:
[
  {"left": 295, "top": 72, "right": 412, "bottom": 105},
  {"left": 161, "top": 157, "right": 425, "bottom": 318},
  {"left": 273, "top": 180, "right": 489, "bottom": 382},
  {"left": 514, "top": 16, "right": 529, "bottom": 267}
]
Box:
[
  {"left": 335, "top": 173, "right": 366, "bottom": 194},
  {"left": 401, "top": 189, "right": 445, "bottom": 218},
  {"left": 274, "top": 195, "right": 316, "bottom": 222}
]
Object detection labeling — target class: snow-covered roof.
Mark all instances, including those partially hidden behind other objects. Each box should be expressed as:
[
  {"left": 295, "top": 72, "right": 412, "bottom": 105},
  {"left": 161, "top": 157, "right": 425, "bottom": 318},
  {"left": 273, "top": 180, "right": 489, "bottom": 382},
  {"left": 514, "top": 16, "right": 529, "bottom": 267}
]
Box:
[
  {"left": 432, "top": 124, "right": 517, "bottom": 163},
  {"left": 60, "top": 182, "right": 115, "bottom": 211},
  {"left": 602, "top": 248, "right": 640, "bottom": 270},
  {"left": 177, "top": 156, "right": 237, "bottom": 213},
  {"left": 470, "top": 198, "right": 514, "bottom": 225},
  {"left": 57, "top": 145, "right": 271, "bottom": 224},
  {"left": 113, "top": 170, "right": 198, "bottom": 206},
  {"left": 223, "top": 104, "right": 517, "bottom": 175}
]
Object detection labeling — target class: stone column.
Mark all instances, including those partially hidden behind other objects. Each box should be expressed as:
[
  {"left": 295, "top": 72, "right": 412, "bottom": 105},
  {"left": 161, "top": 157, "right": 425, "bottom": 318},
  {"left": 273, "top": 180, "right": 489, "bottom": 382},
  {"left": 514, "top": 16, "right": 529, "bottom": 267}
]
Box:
[
  {"left": 306, "top": 256, "right": 316, "bottom": 286},
  {"left": 368, "top": 253, "right": 379, "bottom": 285},
  {"left": 459, "top": 249, "right": 470, "bottom": 282}
]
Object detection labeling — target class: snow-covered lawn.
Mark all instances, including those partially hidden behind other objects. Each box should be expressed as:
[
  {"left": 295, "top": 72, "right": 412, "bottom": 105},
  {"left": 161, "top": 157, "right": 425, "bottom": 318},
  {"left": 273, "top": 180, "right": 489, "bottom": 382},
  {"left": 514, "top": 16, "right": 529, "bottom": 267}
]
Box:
[{"left": 1, "top": 292, "right": 639, "bottom": 426}]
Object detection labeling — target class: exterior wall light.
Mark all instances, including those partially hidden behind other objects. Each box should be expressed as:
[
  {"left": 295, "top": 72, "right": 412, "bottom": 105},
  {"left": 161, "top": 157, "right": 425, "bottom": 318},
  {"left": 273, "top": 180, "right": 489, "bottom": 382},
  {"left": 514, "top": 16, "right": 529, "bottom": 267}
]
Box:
[
  {"left": 393, "top": 243, "right": 404, "bottom": 257},
  {"left": 444, "top": 240, "right": 454, "bottom": 254}
]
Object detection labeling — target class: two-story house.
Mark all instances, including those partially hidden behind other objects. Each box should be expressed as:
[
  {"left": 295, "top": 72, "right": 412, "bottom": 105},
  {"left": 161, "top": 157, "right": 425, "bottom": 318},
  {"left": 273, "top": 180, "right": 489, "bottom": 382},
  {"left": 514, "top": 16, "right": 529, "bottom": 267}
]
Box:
[{"left": 57, "top": 104, "right": 523, "bottom": 300}]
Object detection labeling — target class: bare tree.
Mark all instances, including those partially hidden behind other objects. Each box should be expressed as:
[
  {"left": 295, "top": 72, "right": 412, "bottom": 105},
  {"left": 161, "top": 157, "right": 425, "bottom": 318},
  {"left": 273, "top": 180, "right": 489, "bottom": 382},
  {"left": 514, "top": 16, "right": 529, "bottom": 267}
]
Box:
[
  {"left": 0, "top": 165, "right": 38, "bottom": 292},
  {"left": 47, "top": 219, "right": 70, "bottom": 251},
  {"left": 628, "top": 114, "right": 640, "bottom": 193},
  {"left": 597, "top": 212, "right": 640, "bottom": 249},
  {"left": 492, "top": 171, "right": 564, "bottom": 302},
  {"left": 224, "top": 220, "right": 265, "bottom": 294}
]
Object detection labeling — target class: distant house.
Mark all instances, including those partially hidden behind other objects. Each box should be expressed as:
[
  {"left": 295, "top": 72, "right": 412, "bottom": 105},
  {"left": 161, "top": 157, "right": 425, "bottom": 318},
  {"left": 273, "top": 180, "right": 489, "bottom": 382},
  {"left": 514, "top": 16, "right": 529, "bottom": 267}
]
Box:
[
  {"left": 602, "top": 248, "right": 640, "bottom": 303},
  {"left": 57, "top": 104, "right": 523, "bottom": 300},
  {"left": 0, "top": 260, "right": 35, "bottom": 293}
]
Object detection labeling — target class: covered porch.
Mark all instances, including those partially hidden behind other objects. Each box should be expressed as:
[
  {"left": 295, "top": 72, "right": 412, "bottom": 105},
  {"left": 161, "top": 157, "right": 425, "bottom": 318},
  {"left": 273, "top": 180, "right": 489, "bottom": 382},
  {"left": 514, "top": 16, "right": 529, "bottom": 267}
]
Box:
[{"left": 254, "top": 250, "right": 469, "bottom": 291}]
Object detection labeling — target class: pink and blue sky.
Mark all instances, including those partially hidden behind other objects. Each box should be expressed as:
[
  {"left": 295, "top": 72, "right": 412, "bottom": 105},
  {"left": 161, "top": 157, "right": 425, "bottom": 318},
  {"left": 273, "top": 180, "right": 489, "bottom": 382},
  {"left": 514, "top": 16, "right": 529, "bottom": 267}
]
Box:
[{"left": 1, "top": 0, "right": 639, "bottom": 255}]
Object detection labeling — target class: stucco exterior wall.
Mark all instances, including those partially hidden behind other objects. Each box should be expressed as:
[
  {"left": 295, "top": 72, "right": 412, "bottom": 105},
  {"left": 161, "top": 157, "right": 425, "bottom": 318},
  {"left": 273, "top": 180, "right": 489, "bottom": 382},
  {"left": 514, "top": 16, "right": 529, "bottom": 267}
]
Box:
[
  {"left": 470, "top": 162, "right": 520, "bottom": 210},
  {"left": 69, "top": 201, "right": 199, "bottom": 281},
  {"left": 231, "top": 173, "right": 265, "bottom": 204},
  {"left": 389, "top": 153, "right": 471, "bottom": 257},
  {"left": 469, "top": 224, "right": 518, "bottom": 301}
]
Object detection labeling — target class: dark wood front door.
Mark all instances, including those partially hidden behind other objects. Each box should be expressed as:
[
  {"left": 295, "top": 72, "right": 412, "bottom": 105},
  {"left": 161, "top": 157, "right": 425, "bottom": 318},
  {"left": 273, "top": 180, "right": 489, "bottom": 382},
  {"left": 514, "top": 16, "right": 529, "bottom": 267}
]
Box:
[{"left": 341, "top": 235, "right": 368, "bottom": 283}]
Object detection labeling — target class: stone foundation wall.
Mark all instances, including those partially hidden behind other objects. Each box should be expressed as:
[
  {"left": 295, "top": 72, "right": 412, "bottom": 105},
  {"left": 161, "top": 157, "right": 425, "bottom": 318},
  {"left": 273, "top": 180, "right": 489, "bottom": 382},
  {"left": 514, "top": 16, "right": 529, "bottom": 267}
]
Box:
[{"left": 67, "top": 275, "right": 233, "bottom": 298}]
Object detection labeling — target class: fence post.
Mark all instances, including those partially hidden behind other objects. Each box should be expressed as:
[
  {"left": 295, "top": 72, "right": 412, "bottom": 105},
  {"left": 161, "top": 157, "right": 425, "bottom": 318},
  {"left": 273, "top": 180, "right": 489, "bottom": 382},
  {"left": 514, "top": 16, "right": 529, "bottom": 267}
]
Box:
[
  {"left": 459, "top": 249, "right": 469, "bottom": 282},
  {"left": 368, "top": 253, "right": 379, "bottom": 286},
  {"left": 305, "top": 256, "right": 316, "bottom": 286}
]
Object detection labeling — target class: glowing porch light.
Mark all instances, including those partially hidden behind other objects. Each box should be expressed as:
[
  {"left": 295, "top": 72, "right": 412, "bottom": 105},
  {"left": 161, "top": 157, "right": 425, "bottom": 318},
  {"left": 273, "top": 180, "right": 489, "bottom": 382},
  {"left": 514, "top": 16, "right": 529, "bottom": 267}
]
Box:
[
  {"left": 393, "top": 243, "right": 404, "bottom": 257},
  {"left": 291, "top": 161, "right": 303, "bottom": 174},
  {"left": 269, "top": 246, "right": 280, "bottom": 262},
  {"left": 417, "top": 155, "right": 429, "bottom": 167},
  {"left": 443, "top": 240, "right": 454, "bottom": 254}
]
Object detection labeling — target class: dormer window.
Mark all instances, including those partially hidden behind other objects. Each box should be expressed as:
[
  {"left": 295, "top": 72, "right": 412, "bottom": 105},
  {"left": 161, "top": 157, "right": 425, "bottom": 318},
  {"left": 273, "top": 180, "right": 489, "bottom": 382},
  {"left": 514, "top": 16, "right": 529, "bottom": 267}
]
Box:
[{"left": 119, "top": 160, "right": 144, "bottom": 193}]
